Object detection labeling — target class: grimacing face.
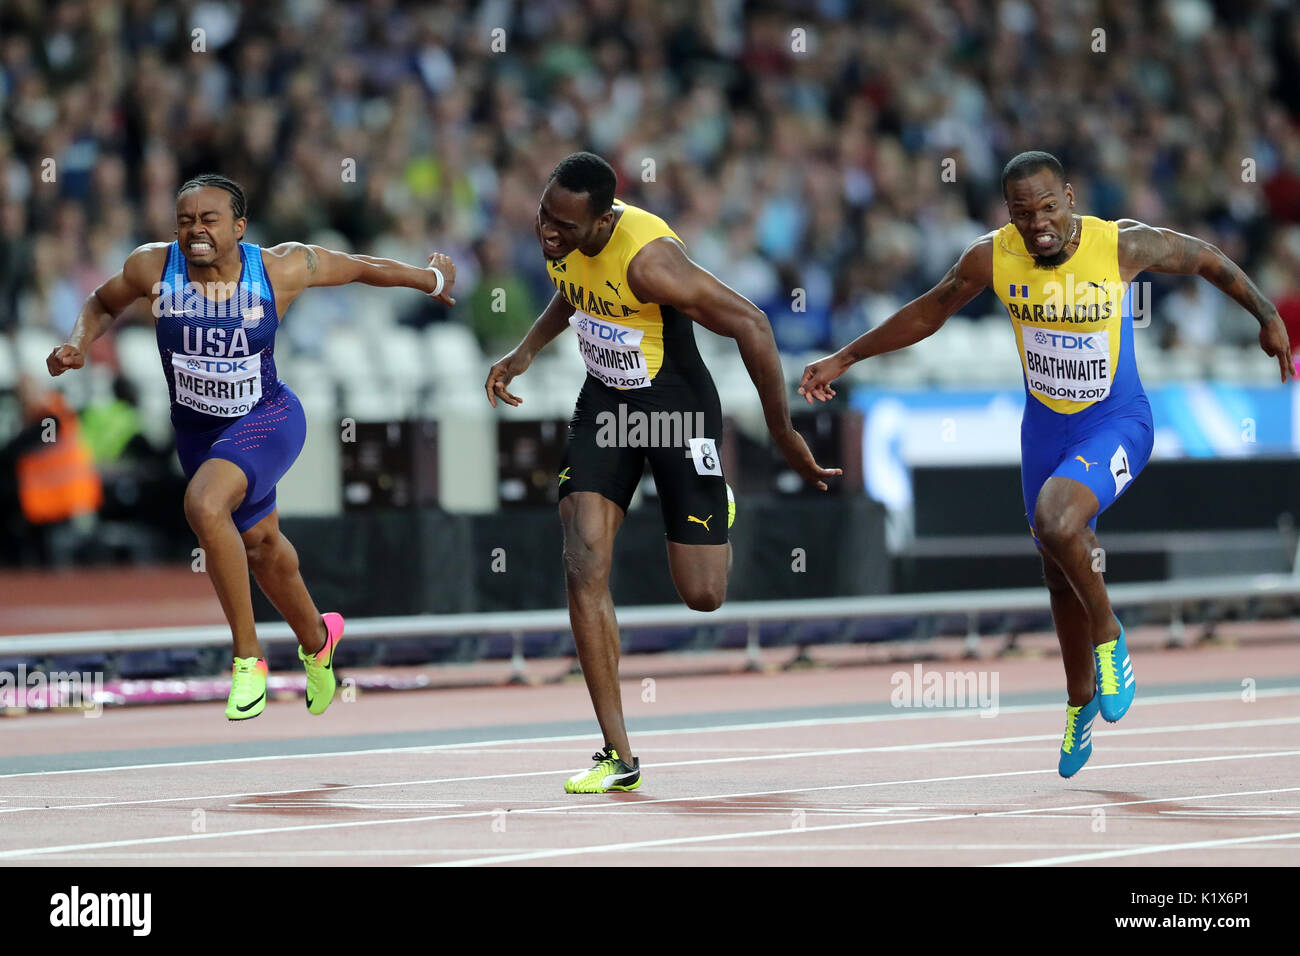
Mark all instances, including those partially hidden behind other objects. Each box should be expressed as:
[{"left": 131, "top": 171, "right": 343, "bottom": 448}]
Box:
[
  {"left": 536, "top": 181, "right": 612, "bottom": 260},
  {"left": 175, "top": 186, "right": 245, "bottom": 268},
  {"left": 1004, "top": 169, "right": 1076, "bottom": 266}
]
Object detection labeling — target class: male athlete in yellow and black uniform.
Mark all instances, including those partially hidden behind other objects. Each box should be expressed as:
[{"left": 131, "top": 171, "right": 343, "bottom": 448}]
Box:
[
  {"left": 486, "top": 152, "right": 840, "bottom": 793},
  {"left": 801, "top": 151, "right": 1292, "bottom": 778}
]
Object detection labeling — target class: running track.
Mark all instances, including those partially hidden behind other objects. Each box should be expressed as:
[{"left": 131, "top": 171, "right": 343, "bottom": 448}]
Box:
[{"left": 1, "top": 627, "right": 1298, "bottom": 867}]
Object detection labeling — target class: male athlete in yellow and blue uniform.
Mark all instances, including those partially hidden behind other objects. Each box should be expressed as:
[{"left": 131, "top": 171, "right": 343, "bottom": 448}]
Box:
[
  {"left": 800, "top": 151, "right": 1293, "bottom": 777},
  {"left": 486, "top": 153, "right": 840, "bottom": 793},
  {"left": 999, "top": 215, "right": 1153, "bottom": 543}
]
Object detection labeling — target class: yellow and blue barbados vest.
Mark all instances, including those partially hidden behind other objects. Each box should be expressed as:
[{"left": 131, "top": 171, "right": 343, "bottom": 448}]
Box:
[
  {"left": 546, "top": 201, "right": 686, "bottom": 391},
  {"left": 992, "top": 216, "right": 1144, "bottom": 422}
]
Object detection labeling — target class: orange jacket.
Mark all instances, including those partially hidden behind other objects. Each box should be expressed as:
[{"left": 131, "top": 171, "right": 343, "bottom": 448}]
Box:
[{"left": 16, "top": 393, "right": 103, "bottom": 524}]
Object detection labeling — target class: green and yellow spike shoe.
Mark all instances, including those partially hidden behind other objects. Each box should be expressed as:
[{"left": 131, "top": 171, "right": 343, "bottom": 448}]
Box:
[
  {"left": 564, "top": 747, "right": 641, "bottom": 793},
  {"left": 299, "top": 612, "right": 345, "bottom": 715},
  {"left": 726, "top": 483, "right": 736, "bottom": 528},
  {"left": 226, "top": 657, "right": 268, "bottom": 720}
]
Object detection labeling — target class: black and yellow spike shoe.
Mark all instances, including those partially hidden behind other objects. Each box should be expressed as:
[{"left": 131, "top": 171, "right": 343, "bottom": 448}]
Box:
[{"left": 564, "top": 747, "right": 641, "bottom": 793}]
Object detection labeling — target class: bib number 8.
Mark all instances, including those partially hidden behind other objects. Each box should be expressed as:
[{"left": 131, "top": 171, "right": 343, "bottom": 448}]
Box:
[{"left": 688, "top": 437, "right": 722, "bottom": 477}]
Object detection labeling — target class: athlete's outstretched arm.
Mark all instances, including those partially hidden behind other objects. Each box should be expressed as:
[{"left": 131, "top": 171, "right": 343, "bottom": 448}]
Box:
[
  {"left": 1117, "top": 220, "right": 1292, "bottom": 382},
  {"left": 484, "top": 291, "right": 574, "bottom": 408},
  {"left": 798, "top": 236, "right": 992, "bottom": 403},
  {"left": 627, "top": 237, "right": 841, "bottom": 490},
  {"left": 47, "top": 244, "right": 166, "bottom": 377},
  {"left": 265, "top": 242, "right": 457, "bottom": 307}
]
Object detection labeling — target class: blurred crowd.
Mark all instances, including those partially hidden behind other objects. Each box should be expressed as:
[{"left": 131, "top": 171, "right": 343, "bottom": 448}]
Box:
[
  {"left": 1, "top": 0, "right": 1298, "bottom": 360},
  {"left": 0, "top": 0, "right": 1298, "bottom": 566}
]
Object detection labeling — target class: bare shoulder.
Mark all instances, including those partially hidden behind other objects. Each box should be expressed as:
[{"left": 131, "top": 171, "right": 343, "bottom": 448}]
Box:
[
  {"left": 1115, "top": 218, "right": 1168, "bottom": 258},
  {"left": 126, "top": 241, "right": 171, "bottom": 267},
  {"left": 959, "top": 232, "right": 996, "bottom": 272},
  {"left": 262, "top": 241, "right": 315, "bottom": 267},
  {"left": 1114, "top": 218, "right": 1201, "bottom": 274},
  {"left": 626, "top": 235, "right": 693, "bottom": 302},
  {"left": 1115, "top": 218, "right": 1156, "bottom": 244},
  {"left": 121, "top": 242, "right": 171, "bottom": 291},
  {"left": 261, "top": 241, "right": 319, "bottom": 282},
  {"left": 262, "top": 241, "right": 310, "bottom": 261},
  {"left": 942, "top": 232, "right": 994, "bottom": 293},
  {"left": 628, "top": 234, "right": 689, "bottom": 273}
]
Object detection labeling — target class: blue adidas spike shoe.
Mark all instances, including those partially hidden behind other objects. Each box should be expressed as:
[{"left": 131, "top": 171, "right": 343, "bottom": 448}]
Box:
[
  {"left": 1095, "top": 622, "right": 1135, "bottom": 722},
  {"left": 1059, "top": 694, "right": 1099, "bottom": 778}
]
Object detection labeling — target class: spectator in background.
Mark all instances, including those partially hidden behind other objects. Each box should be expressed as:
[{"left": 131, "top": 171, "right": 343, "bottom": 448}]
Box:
[
  {"left": 465, "top": 232, "right": 538, "bottom": 356},
  {"left": 0, "top": 198, "right": 31, "bottom": 334},
  {"left": 0, "top": 0, "right": 1296, "bottom": 425},
  {"left": 79, "top": 374, "right": 155, "bottom": 466},
  {"left": 0, "top": 373, "right": 102, "bottom": 565}
]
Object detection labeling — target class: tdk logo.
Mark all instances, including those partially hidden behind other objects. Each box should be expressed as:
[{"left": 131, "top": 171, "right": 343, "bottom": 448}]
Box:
[
  {"left": 1036, "top": 331, "right": 1095, "bottom": 349},
  {"left": 584, "top": 317, "right": 630, "bottom": 344},
  {"left": 185, "top": 358, "right": 249, "bottom": 373}
]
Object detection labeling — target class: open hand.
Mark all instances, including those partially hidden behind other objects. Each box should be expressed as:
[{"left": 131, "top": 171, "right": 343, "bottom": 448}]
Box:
[
  {"left": 775, "top": 428, "right": 842, "bottom": 491},
  {"left": 484, "top": 350, "right": 532, "bottom": 408}
]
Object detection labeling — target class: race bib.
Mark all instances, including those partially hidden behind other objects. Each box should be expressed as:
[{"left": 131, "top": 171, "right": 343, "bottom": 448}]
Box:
[
  {"left": 1022, "top": 327, "right": 1111, "bottom": 404},
  {"left": 172, "top": 350, "right": 262, "bottom": 417},
  {"left": 571, "top": 310, "right": 649, "bottom": 390},
  {"left": 1110, "top": 444, "right": 1132, "bottom": 494},
  {"left": 687, "top": 436, "right": 723, "bottom": 476}
]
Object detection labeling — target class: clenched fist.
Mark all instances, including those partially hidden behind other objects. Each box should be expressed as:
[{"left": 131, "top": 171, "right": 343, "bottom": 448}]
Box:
[
  {"left": 47, "top": 344, "right": 84, "bottom": 377},
  {"left": 426, "top": 252, "right": 457, "bottom": 307}
]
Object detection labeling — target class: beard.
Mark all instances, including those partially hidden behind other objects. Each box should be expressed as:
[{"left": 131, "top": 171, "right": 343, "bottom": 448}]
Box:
[{"left": 1031, "top": 248, "right": 1073, "bottom": 269}]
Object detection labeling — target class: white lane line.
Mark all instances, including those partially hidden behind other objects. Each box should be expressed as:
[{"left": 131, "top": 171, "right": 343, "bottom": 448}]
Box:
[
  {"left": 3, "top": 685, "right": 1296, "bottom": 780},
  {"left": 429, "top": 785, "right": 1300, "bottom": 867},
  {"left": 33, "top": 842, "right": 1300, "bottom": 861},
  {"left": 998, "top": 830, "right": 1300, "bottom": 866},
  {"left": 3, "top": 753, "right": 1299, "bottom": 861},
  {"left": 0, "top": 843, "right": 1188, "bottom": 860},
  {"left": 4, "top": 715, "right": 1298, "bottom": 816}
]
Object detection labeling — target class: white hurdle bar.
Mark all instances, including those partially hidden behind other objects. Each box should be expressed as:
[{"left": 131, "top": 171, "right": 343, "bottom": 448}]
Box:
[{"left": 3, "top": 573, "right": 1298, "bottom": 680}]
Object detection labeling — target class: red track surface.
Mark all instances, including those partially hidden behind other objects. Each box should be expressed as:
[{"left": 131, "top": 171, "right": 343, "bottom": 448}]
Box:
[
  {"left": 0, "top": 566, "right": 223, "bottom": 633},
  {"left": 2, "top": 624, "right": 1299, "bottom": 866}
]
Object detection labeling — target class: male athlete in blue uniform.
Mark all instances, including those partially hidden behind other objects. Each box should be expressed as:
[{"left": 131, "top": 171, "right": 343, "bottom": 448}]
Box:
[
  {"left": 47, "top": 174, "right": 457, "bottom": 721},
  {"left": 800, "top": 151, "right": 1292, "bottom": 776}
]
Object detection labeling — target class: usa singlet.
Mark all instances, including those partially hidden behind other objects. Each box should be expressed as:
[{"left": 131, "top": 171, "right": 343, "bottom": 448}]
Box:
[{"left": 155, "top": 241, "right": 306, "bottom": 532}]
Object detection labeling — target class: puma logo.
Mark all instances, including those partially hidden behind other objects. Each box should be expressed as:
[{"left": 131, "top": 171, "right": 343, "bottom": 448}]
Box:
[
  {"left": 687, "top": 514, "right": 712, "bottom": 532},
  {"left": 605, "top": 280, "right": 622, "bottom": 296},
  {"left": 1075, "top": 455, "right": 1098, "bottom": 471}
]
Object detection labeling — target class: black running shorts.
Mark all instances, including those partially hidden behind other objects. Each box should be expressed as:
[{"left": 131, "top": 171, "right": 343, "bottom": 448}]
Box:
[{"left": 558, "top": 374, "right": 728, "bottom": 545}]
